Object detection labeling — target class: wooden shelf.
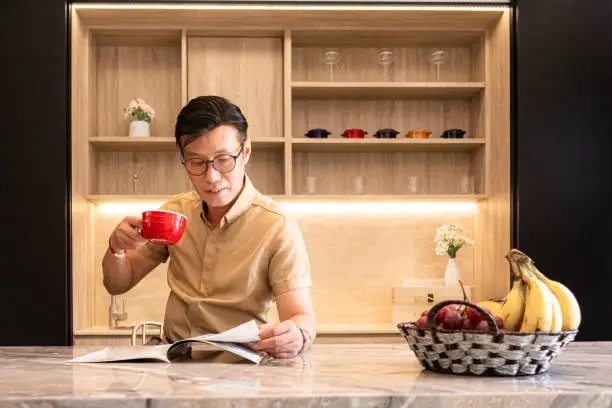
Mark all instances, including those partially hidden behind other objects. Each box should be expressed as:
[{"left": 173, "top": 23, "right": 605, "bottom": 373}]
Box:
[
  {"left": 86, "top": 194, "right": 176, "bottom": 204},
  {"left": 291, "top": 29, "right": 486, "bottom": 47},
  {"left": 89, "top": 137, "right": 285, "bottom": 151},
  {"left": 291, "top": 138, "right": 485, "bottom": 153},
  {"left": 86, "top": 193, "right": 486, "bottom": 204},
  {"left": 292, "top": 82, "right": 485, "bottom": 100},
  {"left": 71, "top": 7, "right": 511, "bottom": 333}
]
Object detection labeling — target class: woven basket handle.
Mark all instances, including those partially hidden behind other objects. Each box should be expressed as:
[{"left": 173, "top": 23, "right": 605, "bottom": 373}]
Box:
[{"left": 426, "top": 299, "right": 499, "bottom": 334}]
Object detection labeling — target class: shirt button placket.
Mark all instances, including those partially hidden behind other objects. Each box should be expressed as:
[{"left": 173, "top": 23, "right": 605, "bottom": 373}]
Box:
[{"left": 202, "top": 228, "right": 218, "bottom": 294}]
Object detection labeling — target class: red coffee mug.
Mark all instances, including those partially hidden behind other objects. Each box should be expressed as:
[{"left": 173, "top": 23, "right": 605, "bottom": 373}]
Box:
[
  {"left": 141, "top": 210, "right": 188, "bottom": 245},
  {"left": 342, "top": 128, "right": 368, "bottom": 138}
]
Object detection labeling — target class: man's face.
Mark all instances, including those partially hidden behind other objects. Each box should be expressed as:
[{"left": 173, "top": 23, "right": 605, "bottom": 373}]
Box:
[{"left": 181, "top": 125, "right": 251, "bottom": 208}]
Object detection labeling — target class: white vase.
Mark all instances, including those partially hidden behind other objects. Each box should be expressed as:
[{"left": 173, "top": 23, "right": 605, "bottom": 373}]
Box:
[
  {"left": 444, "top": 258, "right": 461, "bottom": 285},
  {"left": 129, "top": 120, "right": 150, "bottom": 137}
]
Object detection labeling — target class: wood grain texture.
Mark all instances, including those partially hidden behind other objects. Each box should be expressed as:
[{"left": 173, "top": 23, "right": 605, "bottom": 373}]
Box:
[
  {"left": 76, "top": 7, "right": 506, "bottom": 30},
  {"left": 474, "top": 10, "right": 511, "bottom": 301},
  {"left": 292, "top": 151, "right": 477, "bottom": 195},
  {"left": 71, "top": 10, "right": 95, "bottom": 331},
  {"left": 94, "top": 151, "right": 191, "bottom": 195},
  {"left": 292, "top": 29, "right": 485, "bottom": 47},
  {"left": 291, "top": 139, "right": 485, "bottom": 153},
  {"left": 90, "top": 28, "right": 181, "bottom": 46},
  {"left": 292, "top": 99, "right": 477, "bottom": 141},
  {"left": 247, "top": 148, "right": 285, "bottom": 195},
  {"left": 284, "top": 30, "right": 294, "bottom": 195},
  {"left": 89, "top": 137, "right": 283, "bottom": 152},
  {"left": 95, "top": 41, "right": 181, "bottom": 137},
  {"left": 292, "top": 82, "right": 485, "bottom": 100},
  {"left": 292, "top": 46, "right": 474, "bottom": 83},
  {"left": 293, "top": 210, "right": 476, "bottom": 324},
  {"left": 187, "top": 37, "right": 283, "bottom": 140}
]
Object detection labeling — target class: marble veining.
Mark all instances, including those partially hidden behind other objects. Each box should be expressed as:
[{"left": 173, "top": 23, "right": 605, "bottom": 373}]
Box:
[{"left": 0, "top": 342, "right": 611, "bottom": 407}]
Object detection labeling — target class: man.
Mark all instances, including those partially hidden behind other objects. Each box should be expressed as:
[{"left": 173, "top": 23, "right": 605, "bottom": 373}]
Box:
[{"left": 102, "top": 96, "right": 315, "bottom": 359}]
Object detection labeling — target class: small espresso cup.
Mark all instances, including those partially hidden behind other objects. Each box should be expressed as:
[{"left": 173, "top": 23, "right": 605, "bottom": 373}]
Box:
[{"left": 141, "top": 210, "right": 188, "bottom": 245}]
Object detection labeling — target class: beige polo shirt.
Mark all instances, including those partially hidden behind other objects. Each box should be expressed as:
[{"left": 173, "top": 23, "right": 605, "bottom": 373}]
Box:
[{"left": 136, "top": 176, "right": 312, "bottom": 342}]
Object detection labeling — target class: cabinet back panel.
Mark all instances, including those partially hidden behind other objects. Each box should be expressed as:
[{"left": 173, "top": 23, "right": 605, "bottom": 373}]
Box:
[
  {"left": 292, "top": 99, "right": 477, "bottom": 140},
  {"left": 293, "top": 151, "right": 476, "bottom": 195},
  {"left": 95, "top": 44, "right": 182, "bottom": 137},
  {"left": 293, "top": 45, "right": 477, "bottom": 82},
  {"left": 187, "top": 37, "right": 283, "bottom": 140}
]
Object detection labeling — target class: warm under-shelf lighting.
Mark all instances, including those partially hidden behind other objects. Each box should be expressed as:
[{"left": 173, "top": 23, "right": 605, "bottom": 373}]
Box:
[
  {"left": 71, "top": 3, "right": 508, "bottom": 12},
  {"left": 96, "top": 200, "right": 477, "bottom": 217},
  {"left": 279, "top": 201, "right": 476, "bottom": 216},
  {"left": 96, "top": 202, "right": 166, "bottom": 216}
]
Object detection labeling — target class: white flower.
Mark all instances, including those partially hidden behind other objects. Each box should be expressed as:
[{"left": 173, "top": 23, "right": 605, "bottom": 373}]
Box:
[{"left": 433, "top": 223, "right": 473, "bottom": 258}]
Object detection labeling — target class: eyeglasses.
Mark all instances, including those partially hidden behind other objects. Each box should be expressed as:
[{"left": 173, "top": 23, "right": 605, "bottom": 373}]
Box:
[{"left": 181, "top": 144, "right": 245, "bottom": 176}]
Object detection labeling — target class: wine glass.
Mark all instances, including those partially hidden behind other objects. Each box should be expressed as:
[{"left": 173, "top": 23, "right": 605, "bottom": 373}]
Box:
[
  {"left": 323, "top": 48, "right": 340, "bottom": 81},
  {"left": 377, "top": 49, "right": 395, "bottom": 81},
  {"left": 428, "top": 49, "right": 447, "bottom": 81}
]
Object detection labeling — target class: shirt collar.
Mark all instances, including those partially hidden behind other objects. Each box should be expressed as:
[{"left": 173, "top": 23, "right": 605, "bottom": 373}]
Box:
[{"left": 200, "top": 175, "right": 258, "bottom": 229}]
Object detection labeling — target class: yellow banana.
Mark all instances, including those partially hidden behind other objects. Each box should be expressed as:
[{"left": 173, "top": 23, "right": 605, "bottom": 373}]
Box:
[
  {"left": 518, "top": 263, "right": 554, "bottom": 332},
  {"left": 527, "top": 262, "right": 581, "bottom": 331},
  {"left": 477, "top": 300, "right": 503, "bottom": 317},
  {"left": 498, "top": 278, "right": 526, "bottom": 332},
  {"left": 550, "top": 293, "right": 563, "bottom": 332}
]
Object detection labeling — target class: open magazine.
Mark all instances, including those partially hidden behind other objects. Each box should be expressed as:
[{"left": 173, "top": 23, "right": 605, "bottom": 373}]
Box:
[{"left": 70, "top": 320, "right": 264, "bottom": 364}]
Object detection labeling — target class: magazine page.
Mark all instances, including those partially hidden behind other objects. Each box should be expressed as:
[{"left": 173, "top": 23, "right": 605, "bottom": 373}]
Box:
[
  {"left": 68, "top": 320, "right": 263, "bottom": 364},
  {"left": 199, "top": 340, "right": 264, "bottom": 364},
  {"left": 69, "top": 344, "right": 173, "bottom": 363},
  {"left": 168, "top": 320, "right": 264, "bottom": 363},
  {"left": 184, "top": 320, "right": 261, "bottom": 343}
]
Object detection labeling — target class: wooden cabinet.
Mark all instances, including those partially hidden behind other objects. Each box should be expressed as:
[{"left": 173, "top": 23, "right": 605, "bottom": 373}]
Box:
[{"left": 71, "top": 4, "right": 511, "bottom": 336}]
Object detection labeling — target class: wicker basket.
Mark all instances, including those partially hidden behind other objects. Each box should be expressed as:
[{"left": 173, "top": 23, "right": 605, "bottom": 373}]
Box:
[{"left": 397, "top": 300, "right": 577, "bottom": 376}]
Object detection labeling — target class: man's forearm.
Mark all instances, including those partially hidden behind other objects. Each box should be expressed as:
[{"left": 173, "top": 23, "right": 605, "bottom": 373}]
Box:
[{"left": 102, "top": 249, "right": 134, "bottom": 295}]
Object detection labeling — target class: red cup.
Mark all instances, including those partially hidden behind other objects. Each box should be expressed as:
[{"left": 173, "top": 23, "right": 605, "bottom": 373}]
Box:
[
  {"left": 141, "top": 210, "right": 187, "bottom": 245},
  {"left": 342, "top": 128, "right": 368, "bottom": 138}
]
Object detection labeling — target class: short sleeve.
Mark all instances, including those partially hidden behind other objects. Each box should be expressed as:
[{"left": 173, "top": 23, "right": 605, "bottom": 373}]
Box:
[{"left": 268, "top": 217, "right": 312, "bottom": 295}]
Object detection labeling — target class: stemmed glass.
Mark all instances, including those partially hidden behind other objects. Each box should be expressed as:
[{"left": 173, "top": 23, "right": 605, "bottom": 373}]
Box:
[
  {"left": 429, "top": 49, "right": 447, "bottom": 81},
  {"left": 377, "top": 48, "right": 395, "bottom": 82},
  {"left": 323, "top": 48, "right": 341, "bottom": 81}
]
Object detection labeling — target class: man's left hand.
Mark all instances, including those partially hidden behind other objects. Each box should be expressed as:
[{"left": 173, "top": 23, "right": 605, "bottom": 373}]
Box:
[{"left": 250, "top": 320, "right": 304, "bottom": 359}]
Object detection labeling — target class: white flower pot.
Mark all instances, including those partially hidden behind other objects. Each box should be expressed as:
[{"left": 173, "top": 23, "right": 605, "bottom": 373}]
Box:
[
  {"left": 444, "top": 258, "right": 461, "bottom": 286},
  {"left": 129, "top": 120, "right": 150, "bottom": 137}
]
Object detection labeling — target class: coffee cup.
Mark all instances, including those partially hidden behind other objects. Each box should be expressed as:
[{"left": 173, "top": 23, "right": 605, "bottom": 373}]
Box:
[{"left": 141, "top": 210, "right": 187, "bottom": 245}]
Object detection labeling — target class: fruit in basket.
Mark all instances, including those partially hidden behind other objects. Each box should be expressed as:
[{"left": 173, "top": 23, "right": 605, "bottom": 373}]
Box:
[
  {"left": 443, "top": 310, "right": 462, "bottom": 329},
  {"left": 503, "top": 249, "right": 581, "bottom": 333},
  {"left": 476, "top": 299, "right": 503, "bottom": 317},
  {"left": 498, "top": 276, "right": 527, "bottom": 331},
  {"left": 523, "top": 257, "right": 582, "bottom": 331},
  {"left": 508, "top": 252, "right": 554, "bottom": 332},
  {"left": 416, "top": 315, "right": 428, "bottom": 329}
]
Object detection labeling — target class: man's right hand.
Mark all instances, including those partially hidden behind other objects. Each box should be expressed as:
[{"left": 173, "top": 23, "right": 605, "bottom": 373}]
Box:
[{"left": 109, "top": 216, "right": 147, "bottom": 253}]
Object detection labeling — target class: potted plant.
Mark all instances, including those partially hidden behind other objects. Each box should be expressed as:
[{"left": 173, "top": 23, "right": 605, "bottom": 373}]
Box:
[
  {"left": 124, "top": 97, "right": 156, "bottom": 137},
  {"left": 434, "top": 223, "right": 473, "bottom": 285}
]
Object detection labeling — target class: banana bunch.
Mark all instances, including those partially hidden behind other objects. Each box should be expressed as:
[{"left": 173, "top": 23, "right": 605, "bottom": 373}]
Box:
[{"left": 497, "top": 249, "right": 581, "bottom": 333}]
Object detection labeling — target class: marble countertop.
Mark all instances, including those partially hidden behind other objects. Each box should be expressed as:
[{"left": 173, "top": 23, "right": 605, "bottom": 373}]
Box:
[{"left": 0, "top": 342, "right": 611, "bottom": 407}]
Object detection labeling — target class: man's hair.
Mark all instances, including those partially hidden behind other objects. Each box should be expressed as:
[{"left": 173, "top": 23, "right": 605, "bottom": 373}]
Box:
[{"left": 175, "top": 95, "right": 248, "bottom": 152}]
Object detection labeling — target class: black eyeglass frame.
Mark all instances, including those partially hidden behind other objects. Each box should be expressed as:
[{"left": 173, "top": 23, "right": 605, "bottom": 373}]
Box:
[{"left": 180, "top": 143, "right": 245, "bottom": 176}]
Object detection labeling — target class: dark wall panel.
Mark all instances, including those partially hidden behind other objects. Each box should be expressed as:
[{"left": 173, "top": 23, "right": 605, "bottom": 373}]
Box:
[
  {"left": 0, "top": 1, "right": 71, "bottom": 345},
  {"left": 515, "top": 0, "right": 612, "bottom": 340}
]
